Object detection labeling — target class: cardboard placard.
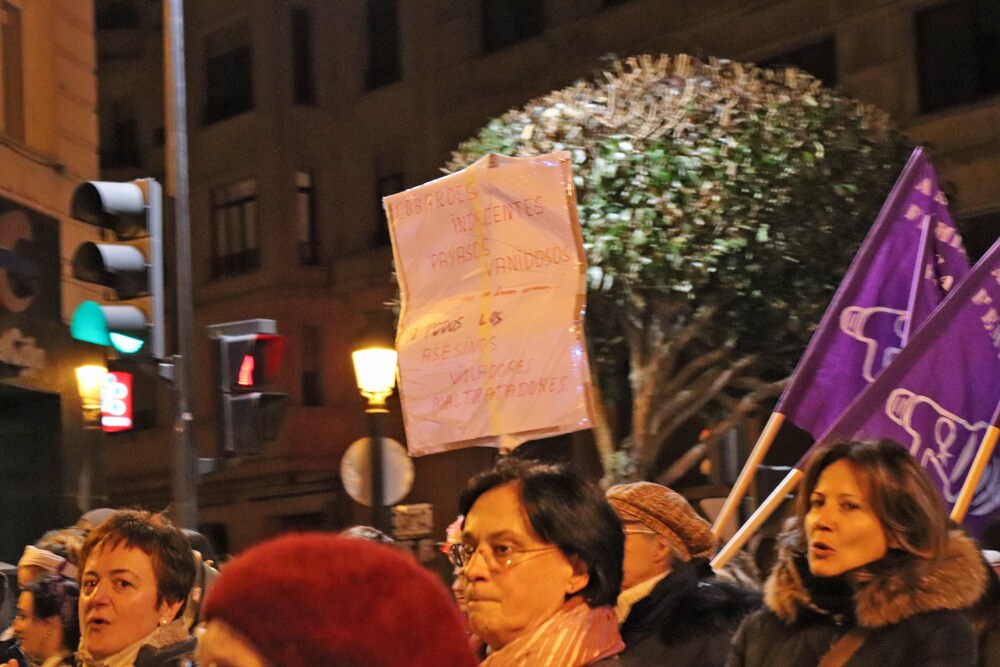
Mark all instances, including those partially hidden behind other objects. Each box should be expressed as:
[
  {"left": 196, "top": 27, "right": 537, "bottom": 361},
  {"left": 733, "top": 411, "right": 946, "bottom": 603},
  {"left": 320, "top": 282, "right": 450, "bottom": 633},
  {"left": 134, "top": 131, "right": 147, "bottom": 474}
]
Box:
[{"left": 385, "top": 152, "right": 594, "bottom": 456}]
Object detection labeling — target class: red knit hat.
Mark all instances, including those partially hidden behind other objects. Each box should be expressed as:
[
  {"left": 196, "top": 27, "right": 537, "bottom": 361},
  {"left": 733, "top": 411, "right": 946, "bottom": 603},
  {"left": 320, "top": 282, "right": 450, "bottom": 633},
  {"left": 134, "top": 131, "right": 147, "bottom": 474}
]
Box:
[{"left": 202, "top": 532, "right": 477, "bottom": 667}]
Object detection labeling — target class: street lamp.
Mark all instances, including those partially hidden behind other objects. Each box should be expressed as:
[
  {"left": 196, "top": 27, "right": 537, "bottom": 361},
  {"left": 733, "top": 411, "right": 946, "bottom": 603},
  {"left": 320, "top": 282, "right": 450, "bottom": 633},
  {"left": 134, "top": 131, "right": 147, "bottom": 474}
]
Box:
[
  {"left": 74, "top": 364, "right": 107, "bottom": 513},
  {"left": 351, "top": 321, "right": 398, "bottom": 534},
  {"left": 75, "top": 364, "right": 107, "bottom": 426}
]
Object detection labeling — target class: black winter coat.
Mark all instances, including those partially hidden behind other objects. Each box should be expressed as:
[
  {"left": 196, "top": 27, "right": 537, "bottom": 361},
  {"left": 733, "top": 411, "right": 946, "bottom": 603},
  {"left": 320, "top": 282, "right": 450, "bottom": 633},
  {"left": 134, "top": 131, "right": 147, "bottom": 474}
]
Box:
[
  {"left": 618, "top": 559, "right": 760, "bottom": 666},
  {"left": 133, "top": 636, "right": 197, "bottom": 667},
  {"left": 727, "top": 529, "right": 987, "bottom": 667}
]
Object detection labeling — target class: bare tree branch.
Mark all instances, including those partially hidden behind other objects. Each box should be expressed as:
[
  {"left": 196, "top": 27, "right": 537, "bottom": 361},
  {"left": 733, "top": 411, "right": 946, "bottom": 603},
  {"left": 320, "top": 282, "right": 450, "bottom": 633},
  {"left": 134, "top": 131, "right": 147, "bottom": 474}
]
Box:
[
  {"left": 647, "top": 354, "right": 757, "bottom": 456},
  {"left": 659, "top": 442, "right": 708, "bottom": 486},
  {"left": 653, "top": 375, "right": 789, "bottom": 483}
]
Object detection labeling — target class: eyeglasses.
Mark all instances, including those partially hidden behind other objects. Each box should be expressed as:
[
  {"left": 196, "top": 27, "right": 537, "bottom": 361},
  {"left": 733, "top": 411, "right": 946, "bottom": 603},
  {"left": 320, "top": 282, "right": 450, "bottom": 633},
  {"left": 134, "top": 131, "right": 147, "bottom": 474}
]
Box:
[
  {"left": 448, "top": 542, "right": 560, "bottom": 572},
  {"left": 623, "top": 526, "right": 658, "bottom": 536}
]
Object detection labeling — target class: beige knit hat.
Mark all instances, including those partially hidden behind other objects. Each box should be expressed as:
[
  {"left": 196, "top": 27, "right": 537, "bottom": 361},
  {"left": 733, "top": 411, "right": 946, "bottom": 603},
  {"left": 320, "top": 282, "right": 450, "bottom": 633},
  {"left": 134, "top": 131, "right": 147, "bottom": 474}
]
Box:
[{"left": 606, "top": 481, "right": 716, "bottom": 560}]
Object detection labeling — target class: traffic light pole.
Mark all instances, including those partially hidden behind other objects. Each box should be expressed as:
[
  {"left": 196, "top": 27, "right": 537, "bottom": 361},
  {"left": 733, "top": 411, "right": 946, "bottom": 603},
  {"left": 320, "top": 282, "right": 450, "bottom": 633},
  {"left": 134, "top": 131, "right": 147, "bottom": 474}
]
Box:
[
  {"left": 165, "top": 0, "right": 198, "bottom": 529},
  {"left": 145, "top": 179, "right": 165, "bottom": 360}
]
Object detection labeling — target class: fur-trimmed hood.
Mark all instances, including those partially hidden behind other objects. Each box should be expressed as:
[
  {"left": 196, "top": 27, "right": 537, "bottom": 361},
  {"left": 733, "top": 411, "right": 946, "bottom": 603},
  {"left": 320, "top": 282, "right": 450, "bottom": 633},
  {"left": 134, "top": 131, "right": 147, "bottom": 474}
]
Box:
[{"left": 764, "top": 528, "right": 986, "bottom": 629}]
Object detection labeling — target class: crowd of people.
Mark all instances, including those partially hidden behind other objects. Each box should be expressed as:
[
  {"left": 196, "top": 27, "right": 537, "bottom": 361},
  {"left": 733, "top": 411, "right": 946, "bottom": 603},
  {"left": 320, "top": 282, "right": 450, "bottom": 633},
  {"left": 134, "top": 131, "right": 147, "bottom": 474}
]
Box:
[{"left": 2, "top": 439, "right": 998, "bottom": 665}]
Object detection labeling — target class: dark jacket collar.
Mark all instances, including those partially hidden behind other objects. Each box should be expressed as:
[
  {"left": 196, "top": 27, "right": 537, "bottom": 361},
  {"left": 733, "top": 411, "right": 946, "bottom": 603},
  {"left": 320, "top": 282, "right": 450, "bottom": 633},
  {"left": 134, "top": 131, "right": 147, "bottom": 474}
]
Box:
[
  {"left": 621, "top": 559, "right": 700, "bottom": 635},
  {"left": 623, "top": 558, "right": 760, "bottom": 642}
]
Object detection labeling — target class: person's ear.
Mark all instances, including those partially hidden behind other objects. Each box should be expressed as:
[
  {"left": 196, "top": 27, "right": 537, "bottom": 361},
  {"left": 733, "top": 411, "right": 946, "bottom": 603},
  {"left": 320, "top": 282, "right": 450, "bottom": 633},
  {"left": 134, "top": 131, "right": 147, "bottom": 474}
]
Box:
[
  {"left": 566, "top": 557, "right": 590, "bottom": 596},
  {"left": 885, "top": 530, "right": 902, "bottom": 550},
  {"left": 651, "top": 535, "right": 673, "bottom": 566},
  {"left": 157, "top": 597, "right": 185, "bottom": 625},
  {"left": 42, "top": 615, "right": 62, "bottom": 641}
]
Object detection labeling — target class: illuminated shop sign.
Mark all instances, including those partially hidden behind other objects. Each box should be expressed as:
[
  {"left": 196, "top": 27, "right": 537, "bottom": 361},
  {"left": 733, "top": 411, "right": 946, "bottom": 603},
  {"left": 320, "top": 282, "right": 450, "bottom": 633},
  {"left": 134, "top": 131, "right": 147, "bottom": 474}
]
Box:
[{"left": 101, "top": 371, "right": 133, "bottom": 432}]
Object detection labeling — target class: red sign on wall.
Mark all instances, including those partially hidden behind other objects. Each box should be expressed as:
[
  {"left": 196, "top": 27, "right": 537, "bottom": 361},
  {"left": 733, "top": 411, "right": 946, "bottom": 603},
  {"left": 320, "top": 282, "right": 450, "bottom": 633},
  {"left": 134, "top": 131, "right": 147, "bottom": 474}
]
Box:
[{"left": 101, "top": 371, "right": 133, "bottom": 432}]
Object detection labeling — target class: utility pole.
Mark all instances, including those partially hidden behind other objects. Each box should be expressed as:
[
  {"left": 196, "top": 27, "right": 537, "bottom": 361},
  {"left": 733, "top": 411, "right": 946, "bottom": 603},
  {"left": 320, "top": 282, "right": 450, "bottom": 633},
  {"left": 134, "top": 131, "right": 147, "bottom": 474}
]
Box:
[{"left": 164, "top": 0, "right": 197, "bottom": 528}]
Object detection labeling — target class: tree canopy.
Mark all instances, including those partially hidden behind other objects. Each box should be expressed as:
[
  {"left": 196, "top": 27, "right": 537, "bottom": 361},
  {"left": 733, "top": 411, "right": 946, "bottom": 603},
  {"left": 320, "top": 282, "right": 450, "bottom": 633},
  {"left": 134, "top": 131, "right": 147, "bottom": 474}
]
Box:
[{"left": 447, "top": 54, "right": 911, "bottom": 480}]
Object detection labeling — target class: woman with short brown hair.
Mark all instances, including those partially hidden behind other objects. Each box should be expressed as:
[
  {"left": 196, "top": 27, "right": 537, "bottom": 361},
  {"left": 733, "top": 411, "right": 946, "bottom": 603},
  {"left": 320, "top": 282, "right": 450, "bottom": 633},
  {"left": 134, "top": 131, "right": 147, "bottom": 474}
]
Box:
[{"left": 76, "top": 510, "right": 197, "bottom": 667}]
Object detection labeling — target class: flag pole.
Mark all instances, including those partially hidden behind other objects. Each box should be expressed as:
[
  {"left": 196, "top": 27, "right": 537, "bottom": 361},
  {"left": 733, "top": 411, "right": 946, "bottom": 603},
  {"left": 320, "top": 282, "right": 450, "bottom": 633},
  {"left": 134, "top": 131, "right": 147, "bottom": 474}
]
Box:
[
  {"left": 949, "top": 424, "right": 1000, "bottom": 523},
  {"left": 711, "top": 412, "right": 785, "bottom": 538},
  {"left": 712, "top": 468, "right": 803, "bottom": 570}
]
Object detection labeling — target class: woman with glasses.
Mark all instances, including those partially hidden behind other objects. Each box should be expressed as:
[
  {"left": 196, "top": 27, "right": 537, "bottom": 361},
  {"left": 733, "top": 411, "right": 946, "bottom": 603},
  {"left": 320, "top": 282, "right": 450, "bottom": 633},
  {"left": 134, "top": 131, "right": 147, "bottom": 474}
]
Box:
[{"left": 456, "top": 457, "right": 625, "bottom": 666}]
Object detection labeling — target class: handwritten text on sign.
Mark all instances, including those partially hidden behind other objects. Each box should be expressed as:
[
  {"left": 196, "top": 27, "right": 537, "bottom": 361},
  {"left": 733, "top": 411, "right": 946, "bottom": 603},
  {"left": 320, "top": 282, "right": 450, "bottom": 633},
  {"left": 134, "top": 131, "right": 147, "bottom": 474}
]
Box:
[{"left": 385, "top": 153, "right": 593, "bottom": 456}]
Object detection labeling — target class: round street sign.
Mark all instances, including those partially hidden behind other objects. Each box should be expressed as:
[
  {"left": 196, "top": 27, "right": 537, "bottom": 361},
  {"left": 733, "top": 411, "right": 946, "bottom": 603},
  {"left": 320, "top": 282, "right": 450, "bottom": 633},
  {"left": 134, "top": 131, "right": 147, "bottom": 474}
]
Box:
[{"left": 340, "top": 437, "right": 414, "bottom": 506}]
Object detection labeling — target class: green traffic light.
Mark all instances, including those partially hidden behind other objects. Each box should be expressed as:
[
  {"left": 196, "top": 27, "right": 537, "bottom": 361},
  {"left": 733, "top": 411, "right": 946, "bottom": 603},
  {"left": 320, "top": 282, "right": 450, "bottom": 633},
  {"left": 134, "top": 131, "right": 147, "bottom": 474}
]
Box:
[
  {"left": 70, "top": 300, "right": 146, "bottom": 354},
  {"left": 110, "top": 332, "right": 145, "bottom": 354},
  {"left": 70, "top": 301, "right": 111, "bottom": 346}
]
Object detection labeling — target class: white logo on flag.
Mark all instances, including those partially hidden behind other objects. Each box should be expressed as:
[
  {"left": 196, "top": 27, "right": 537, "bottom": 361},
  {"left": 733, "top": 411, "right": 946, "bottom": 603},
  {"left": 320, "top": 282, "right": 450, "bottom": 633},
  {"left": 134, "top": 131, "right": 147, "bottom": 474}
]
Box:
[
  {"left": 884, "top": 388, "right": 1000, "bottom": 515},
  {"left": 840, "top": 306, "right": 907, "bottom": 382}
]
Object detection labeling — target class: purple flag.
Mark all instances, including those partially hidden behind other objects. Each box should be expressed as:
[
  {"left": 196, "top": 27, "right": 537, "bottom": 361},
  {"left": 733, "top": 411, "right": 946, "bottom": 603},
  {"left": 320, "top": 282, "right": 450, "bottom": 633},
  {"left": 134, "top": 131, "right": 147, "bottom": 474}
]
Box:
[
  {"left": 775, "top": 148, "right": 969, "bottom": 438},
  {"left": 907, "top": 172, "right": 968, "bottom": 331},
  {"left": 814, "top": 236, "right": 1000, "bottom": 533}
]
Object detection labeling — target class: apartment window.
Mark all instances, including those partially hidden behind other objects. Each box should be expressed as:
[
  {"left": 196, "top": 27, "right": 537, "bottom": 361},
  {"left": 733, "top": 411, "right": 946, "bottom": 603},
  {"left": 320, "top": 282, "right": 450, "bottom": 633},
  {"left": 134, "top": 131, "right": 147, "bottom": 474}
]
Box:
[
  {"left": 759, "top": 38, "right": 838, "bottom": 87},
  {"left": 375, "top": 171, "right": 403, "bottom": 247},
  {"left": 0, "top": 1, "right": 25, "bottom": 142},
  {"left": 100, "top": 104, "right": 141, "bottom": 169},
  {"left": 296, "top": 170, "right": 319, "bottom": 265},
  {"left": 204, "top": 21, "right": 254, "bottom": 124},
  {"left": 482, "top": 0, "right": 544, "bottom": 53},
  {"left": 366, "top": 0, "right": 401, "bottom": 89},
  {"left": 95, "top": 0, "right": 139, "bottom": 30},
  {"left": 959, "top": 210, "right": 1000, "bottom": 261},
  {"left": 290, "top": 8, "right": 316, "bottom": 105},
  {"left": 211, "top": 179, "right": 259, "bottom": 278},
  {"left": 301, "top": 324, "right": 323, "bottom": 407},
  {"left": 916, "top": 0, "right": 1000, "bottom": 113}
]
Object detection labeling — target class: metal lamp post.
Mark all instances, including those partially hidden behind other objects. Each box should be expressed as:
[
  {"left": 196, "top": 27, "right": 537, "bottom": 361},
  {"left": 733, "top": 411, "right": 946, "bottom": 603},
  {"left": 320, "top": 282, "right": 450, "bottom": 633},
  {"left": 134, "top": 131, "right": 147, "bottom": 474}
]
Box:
[
  {"left": 74, "top": 364, "right": 107, "bottom": 512},
  {"left": 351, "top": 340, "right": 397, "bottom": 534}
]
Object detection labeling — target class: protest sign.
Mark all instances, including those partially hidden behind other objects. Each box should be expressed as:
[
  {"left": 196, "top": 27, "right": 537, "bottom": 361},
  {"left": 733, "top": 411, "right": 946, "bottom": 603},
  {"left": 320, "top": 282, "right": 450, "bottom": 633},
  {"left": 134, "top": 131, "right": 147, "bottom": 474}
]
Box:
[{"left": 385, "top": 152, "right": 593, "bottom": 456}]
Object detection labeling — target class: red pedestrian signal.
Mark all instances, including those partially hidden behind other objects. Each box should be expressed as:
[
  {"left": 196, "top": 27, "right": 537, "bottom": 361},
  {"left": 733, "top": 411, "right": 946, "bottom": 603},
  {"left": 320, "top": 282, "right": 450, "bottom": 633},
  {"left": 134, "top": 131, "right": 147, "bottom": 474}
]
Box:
[
  {"left": 209, "top": 320, "right": 290, "bottom": 456},
  {"left": 238, "top": 354, "right": 255, "bottom": 387},
  {"left": 215, "top": 332, "right": 286, "bottom": 391}
]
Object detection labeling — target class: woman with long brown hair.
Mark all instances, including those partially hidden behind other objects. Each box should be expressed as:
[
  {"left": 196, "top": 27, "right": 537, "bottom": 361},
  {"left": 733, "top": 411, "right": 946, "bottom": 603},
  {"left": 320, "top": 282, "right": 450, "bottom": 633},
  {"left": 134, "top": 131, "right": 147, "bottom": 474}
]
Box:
[{"left": 728, "top": 439, "right": 987, "bottom": 666}]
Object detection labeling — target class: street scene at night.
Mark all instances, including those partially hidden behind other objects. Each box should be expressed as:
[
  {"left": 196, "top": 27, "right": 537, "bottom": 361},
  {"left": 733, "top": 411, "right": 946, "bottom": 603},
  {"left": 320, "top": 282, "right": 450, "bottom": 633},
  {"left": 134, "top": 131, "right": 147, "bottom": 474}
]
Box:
[{"left": 1, "top": 0, "right": 1000, "bottom": 664}]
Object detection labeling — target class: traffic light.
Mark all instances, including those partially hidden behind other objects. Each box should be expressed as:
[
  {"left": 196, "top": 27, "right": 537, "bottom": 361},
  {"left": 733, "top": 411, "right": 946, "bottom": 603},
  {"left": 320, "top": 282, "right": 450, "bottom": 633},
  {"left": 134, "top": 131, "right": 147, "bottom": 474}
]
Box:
[
  {"left": 68, "top": 178, "right": 164, "bottom": 358},
  {"left": 209, "top": 319, "right": 290, "bottom": 456}
]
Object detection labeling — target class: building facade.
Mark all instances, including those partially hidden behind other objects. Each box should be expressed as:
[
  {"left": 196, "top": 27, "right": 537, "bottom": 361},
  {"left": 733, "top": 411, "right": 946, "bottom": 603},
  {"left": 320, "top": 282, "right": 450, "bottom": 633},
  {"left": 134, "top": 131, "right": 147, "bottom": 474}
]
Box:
[
  {"left": 92, "top": 0, "right": 1000, "bottom": 553},
  {"left": 0, "top": 0, "right": 105, "bottom": 562}
]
